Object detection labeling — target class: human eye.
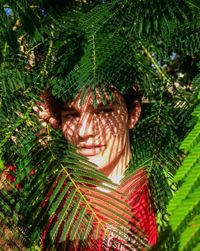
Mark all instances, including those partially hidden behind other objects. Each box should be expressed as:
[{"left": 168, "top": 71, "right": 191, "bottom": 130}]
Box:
[
  {"left": 62, "top": 111, "right": 80, "bottom": 120},
  {"left": 95, "top": 107, "right": 114, "bottom": 115}
]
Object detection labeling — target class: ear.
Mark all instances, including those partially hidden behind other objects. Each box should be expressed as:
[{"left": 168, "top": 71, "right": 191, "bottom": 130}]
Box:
[{"left": 128, "top": 100, "right": 141, "bottom": 129}]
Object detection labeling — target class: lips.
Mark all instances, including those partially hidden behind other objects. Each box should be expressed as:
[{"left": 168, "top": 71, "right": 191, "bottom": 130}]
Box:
[
  {"left": 77, "top": 144, "right": 105, "bottom": 156},
  {"left": 79, "top": 144, "right": 104, "bottom": 149}
]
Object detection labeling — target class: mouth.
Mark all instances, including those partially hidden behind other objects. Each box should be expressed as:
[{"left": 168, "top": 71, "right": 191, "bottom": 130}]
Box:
[
  {"left": 79, "top": 144, "right": 104, "bottom": 149},
  {"left": 77, "top": 144, "right": 106, "bottom": 156}
]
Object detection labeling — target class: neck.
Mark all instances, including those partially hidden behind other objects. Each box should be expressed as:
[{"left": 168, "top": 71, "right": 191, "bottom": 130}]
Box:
[
  {"left": 99, "top": 139, "right": 132, "bottom": 185},
  {"left": 108, "top": 142, "right": 132, "bottom": 185},
  {"left": 97, "top": 141, "right": 132, "bottom": 193}
]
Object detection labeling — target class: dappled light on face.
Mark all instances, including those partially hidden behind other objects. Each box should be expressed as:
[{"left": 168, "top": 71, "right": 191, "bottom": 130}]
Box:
[{"left": 61, "top": 88, "right": 132, "bottom": 182}]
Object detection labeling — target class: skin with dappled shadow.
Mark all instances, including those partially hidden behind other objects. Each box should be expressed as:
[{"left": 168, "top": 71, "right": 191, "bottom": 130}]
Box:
[
  {"left": 60, "top": 87, "right": 141, "bottom": 184},
  {"left": 38, "top": 87, "right": 157, "bottom": 250}
]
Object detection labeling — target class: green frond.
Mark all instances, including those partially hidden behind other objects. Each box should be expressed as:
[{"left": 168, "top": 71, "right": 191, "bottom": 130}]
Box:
[
  {"left": 192, "top": 242, "right": 200, "bottom": 251},
  {"left": 169, "top": 188, "right": 200, "bottom": 232},
  {"left": 174, "top": 142, "right": 200, "bottom": 182},
  {"left": 2, "top": 133, "right": 146, "bottom": 249},
  {"left": 1, "top": 0, "right": 200, "bottom": 249},
  {"left": 168, "top": 158, "right": 200, "bottom": 214},
  {"left": 180, "top": 104, "right": 200, "bottom": 152},
  {"left": 155, "top": 92, "right": 200, "bottom": 250},
  {"left": 178, "top": 214, "right": 200, "bottom": 251}
]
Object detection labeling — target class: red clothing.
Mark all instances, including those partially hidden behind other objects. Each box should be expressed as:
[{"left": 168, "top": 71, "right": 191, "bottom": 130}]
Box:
[
  {"left": 3, "top": 164, "right": 157, "bottom": 250},
  {"left": 42, "top": 168, "right": 157, "bottom": 250},
  {"left": 119, "top": 168, "right": 157, "bottom": 246},
  {"left": 84, "top": 169, "right": 157, "bottom": 250}
]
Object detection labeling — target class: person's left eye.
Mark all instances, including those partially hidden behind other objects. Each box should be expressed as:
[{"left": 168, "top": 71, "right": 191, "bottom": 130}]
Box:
[
  {"left": 95, "top": 107, "right": 114, "bottom": 115},
  {"left": 62, "top": 111, "right": 80, "bottom": 120}
]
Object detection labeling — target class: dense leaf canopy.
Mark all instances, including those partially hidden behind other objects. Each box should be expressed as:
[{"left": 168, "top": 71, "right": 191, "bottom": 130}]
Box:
[{"left": 0, "top": 0, "right": 200, "bottom": 250}]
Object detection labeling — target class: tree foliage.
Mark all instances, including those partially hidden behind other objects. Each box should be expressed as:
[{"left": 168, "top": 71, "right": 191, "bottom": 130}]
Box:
[{"left": 0, "top": 0, "right": 200, "bottom": 250}]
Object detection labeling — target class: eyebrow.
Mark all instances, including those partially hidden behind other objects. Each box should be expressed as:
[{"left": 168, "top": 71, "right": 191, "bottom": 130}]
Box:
[
  {"left": 95, "top": 100, "right": 119, "bottom": 108},
  {"left": 62, "top": 100, "right": 119, "bottom": 112}
]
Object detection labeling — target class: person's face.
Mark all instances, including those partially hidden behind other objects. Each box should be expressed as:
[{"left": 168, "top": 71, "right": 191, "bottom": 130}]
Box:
[{"left": 61, "top": 88, "right": 140, "bottom": 174}]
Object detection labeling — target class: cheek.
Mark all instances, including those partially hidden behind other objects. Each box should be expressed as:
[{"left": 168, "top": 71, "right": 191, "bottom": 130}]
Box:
[
  {"left": 95, "top": 110, "right": 128, "bottom": 137},
  {"left": 62, "top": 120, "right": 78, "bottom": 143},
  {"left": 61, "top": 107, "right": 129, "bottom": 143}
]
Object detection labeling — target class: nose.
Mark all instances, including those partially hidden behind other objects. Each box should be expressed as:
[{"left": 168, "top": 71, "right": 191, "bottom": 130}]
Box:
[{"left": 77, "top": 113, "right": 94, "bottom": 138}]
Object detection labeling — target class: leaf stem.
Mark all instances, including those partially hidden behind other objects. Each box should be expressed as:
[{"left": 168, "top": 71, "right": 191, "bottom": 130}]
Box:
[
  {"left": 61, "top": 164, "right": 107, "bottom": 233},
  {"left": 92, "top": 35, "right": 96, "bottom": 77},
  {"left": 141, "top": 44, "right": 171, "bottom": 84},
  {"left": 40, "top": 30, "right": 54, "bottom": 84}
]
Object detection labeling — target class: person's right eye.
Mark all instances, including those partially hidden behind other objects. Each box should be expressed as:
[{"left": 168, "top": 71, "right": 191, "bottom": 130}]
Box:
[
  {"left": 95, "top": 107, "right": 114, "bottom": 115},
  {"left": 63, "top": 112, "right": 79, "bottom": 119}
]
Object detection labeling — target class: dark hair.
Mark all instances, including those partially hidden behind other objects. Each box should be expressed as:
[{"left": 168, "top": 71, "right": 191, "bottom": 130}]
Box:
[
  {"left": 123, "top": 87, "right": 142, "bottom": 114},
  {"left": 45, "top": 86, "right": 142, "bottom": 125}
]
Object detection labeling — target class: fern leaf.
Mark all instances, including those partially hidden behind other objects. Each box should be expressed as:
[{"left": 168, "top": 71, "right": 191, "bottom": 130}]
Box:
[
  {"left": 48, "top": 182, "right": 72, "bottom": 217},
  {"left": 70, "top": 207, "right": 87, "bottom": 241},
  {"left": 180, "top": 104, "right": 200, "bottom": 152},
  {"left": 173, "top": 142, "right": 200, "bottom": 183},
  {"left": 169, "top": 188, "right": 200, "bottom": 232},
  {"left": 63, "top": 196, "right": 82, "bottom": 241},
  {"left": 49, "top": 188, "right": 77, "bottom": 242},
  {"left": 168, "top": 160, "right": 200, "bottom": 214},
  {"left": 179, "top": 214, "right": 200, "bottom": 251}
]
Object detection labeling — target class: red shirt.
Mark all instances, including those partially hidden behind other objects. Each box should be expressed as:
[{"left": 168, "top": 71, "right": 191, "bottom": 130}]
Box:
[{"left": 42, "top": 168, "right": 157, "bottom": 250}]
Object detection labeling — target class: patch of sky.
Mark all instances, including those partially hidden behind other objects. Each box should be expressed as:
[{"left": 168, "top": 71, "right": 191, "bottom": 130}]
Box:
[
  {"left": 40, "top": 9, "right": 47, "bottom": 17},
  {"left": 170, "top": 52, "right": 177, "bottom": 61},
  {"left": 4, "top": 7, "right": 12, "bottom": 16}
]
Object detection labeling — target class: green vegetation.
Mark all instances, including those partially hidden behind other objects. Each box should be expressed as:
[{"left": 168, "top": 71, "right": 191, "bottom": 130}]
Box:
[{"left": 0, "top": 0, "right": 200, "bottom": 250}]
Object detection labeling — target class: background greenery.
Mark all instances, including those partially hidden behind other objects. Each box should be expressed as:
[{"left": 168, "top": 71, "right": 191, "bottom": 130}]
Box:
[{"left": 0, "top": 0, "right": 200, "bottom": 250}]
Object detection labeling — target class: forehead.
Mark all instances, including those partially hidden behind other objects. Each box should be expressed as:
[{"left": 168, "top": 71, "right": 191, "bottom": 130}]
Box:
[{"left": 64, "top": 88, "right": 125, "bottom": 110}]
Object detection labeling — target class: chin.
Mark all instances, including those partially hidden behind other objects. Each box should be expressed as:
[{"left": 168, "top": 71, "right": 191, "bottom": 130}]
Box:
[{"left": 87, "top": 155, "right": 108, "bottom": 169}]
